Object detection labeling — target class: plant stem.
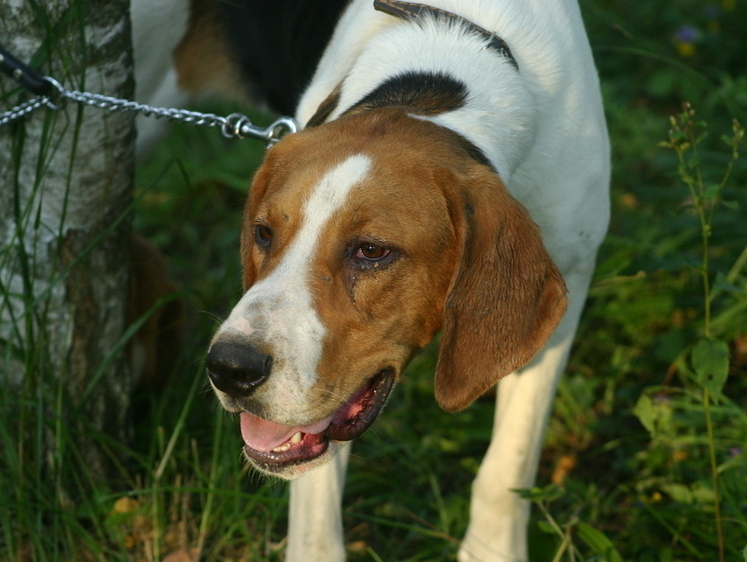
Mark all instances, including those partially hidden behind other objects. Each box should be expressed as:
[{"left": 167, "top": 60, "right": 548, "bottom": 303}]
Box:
[
  {"left": 674, "top": 106, "right": 726, "bottom": 561},
  {"left": 688, "top": 109, "right": 724, "bottom": 562},
  {"left": 703, "top": 387, "right": 724, "bottom": 561}
]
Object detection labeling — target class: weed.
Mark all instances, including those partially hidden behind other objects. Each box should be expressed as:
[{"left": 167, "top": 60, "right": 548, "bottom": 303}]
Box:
[{"left": 657, "top": 104, "right": 744, "bottom": 561}]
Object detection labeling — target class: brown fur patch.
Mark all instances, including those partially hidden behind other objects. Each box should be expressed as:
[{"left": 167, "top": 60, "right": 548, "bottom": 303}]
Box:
[{"left": 173, "top": 0, "right": 247, "bottom": 99}]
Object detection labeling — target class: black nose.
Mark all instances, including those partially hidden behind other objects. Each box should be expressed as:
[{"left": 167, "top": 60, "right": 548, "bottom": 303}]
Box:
[{"left": 206, "top": 340, "right": 273, "bottom": 396}]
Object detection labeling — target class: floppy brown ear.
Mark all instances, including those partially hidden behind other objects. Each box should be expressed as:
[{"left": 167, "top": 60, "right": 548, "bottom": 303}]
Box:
[{"left": 434, "top": 172, "right": 568, "bottom": 412}]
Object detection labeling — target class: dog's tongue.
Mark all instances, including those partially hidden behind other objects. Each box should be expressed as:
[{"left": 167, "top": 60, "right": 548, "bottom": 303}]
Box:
[{"left": 239, "top": 411, "right": 334, "bottom": 452}]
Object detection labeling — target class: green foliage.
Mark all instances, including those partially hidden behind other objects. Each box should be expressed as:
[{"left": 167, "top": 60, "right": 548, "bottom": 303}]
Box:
[{"left": 2, "top": 0, "right": 747, "bottom": 560}]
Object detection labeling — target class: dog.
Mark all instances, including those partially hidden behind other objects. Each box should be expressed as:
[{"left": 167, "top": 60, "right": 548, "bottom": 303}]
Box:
[{"left": 132, "top": 0, "right": 610, "bottom": 559}]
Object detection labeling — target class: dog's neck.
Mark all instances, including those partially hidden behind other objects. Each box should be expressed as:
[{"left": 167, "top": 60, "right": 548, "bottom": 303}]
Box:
[
  {"left": 373, "top": 0, "right": 518, "bottom": 69},
  {"left": 298, "top": 4, "right": 536, "bottom": 182}
]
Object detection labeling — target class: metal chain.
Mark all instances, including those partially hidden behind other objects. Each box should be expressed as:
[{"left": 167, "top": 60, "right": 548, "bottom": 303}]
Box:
[
  {"left": 0, "top": 95, "right": 51, "bottom": 126},
  {"left": 1, "top": 75, "right": 298, "bottom": 144}
]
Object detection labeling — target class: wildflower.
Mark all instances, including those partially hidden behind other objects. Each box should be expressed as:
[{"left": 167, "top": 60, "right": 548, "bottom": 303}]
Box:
[{"left": 674, "top": 25, "right": 699, "bottom": 57}]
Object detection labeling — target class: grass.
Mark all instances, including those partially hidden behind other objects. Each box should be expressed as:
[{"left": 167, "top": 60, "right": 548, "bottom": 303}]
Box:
[{"left": 2, "top": 0, "right": 747, "bottom": 560}]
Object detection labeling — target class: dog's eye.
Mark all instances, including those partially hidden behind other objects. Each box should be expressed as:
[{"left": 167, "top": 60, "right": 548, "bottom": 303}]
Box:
[
  {"left": 348, "top": 239, "right": 400, "bottom": 271},
  {"left": 255, "top": 224, "right": 273, "bottom": 248},
  {"left": 355, "top": 243, "right": 389, "bottom": 261}
]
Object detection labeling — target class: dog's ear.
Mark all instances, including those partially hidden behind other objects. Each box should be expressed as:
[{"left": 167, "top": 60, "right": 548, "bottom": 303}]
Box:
[{"left": 434, "top": 171, "right": 568, "bottom": 412}]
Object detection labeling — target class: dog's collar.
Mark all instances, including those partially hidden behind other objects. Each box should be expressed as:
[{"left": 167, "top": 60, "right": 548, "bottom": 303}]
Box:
[{"left": 373, "top": 0, "right": 519, "bottom": 70}]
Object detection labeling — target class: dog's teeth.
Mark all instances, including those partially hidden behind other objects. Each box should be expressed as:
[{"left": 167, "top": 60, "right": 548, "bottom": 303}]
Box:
[{"left": 272, "top": 433, "right": 303, "bottom": 453}]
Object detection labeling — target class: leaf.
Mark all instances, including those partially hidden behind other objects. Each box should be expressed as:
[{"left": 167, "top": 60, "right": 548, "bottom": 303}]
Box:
[
  {"left": 712, "top": 272, "right": 743, "bottom": 296},
  {"left": 514, "top": 484, "right": 564, "bottom": 503},
  {"left": 576, "top": 521, "right": 624, "bottom": 562},
  {"left": 704, "top": 183, "right": 721, "bottom": 200},
  {"left": 743, "top": 544, "right": 747, "bottom": 561},
  {"left": 633, "top": 394, "right": 655, "bottom": 436},
  {"left": 662, "top": 483, "right": 693, "bottom": 504},
  {"left": 537, "top": 520, "right": 556, "bottom": 535},
  {"left": 721, "top": 199, "right": 739, "bottom": 210},
  {"left": 691, "top": 338, "right": 730, "bottom": 397}
]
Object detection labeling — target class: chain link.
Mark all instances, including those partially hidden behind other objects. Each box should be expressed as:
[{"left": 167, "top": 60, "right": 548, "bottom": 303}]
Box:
[
  {"left": 0, "top": 95, "right": 51, "bottom": 126},
  {"left": 1, "top": 75, "right": 298, "bottom": 144}
]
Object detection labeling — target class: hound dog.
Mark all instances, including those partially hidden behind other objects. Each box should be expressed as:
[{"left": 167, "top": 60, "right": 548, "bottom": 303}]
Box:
[{"left": 133, "top": 0, "right": 610, "bottom": 559}]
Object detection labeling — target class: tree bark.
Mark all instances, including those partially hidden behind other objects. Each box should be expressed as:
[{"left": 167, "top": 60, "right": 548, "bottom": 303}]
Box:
[{"left": 0, "top": 0, "right": 136, "bottom": 473}]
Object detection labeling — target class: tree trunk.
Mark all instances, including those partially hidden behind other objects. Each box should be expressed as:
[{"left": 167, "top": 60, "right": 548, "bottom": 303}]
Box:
[{"left": 0, "top": 0, "right": 136, "bottom": 475}]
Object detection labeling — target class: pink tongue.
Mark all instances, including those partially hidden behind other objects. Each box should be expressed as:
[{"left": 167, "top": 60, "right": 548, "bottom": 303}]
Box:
[{"left": 239, "top": 411, "right": 334, "bottom": 452}]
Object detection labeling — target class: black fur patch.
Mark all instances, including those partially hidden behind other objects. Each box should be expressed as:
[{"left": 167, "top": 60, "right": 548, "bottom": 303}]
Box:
[
  {"left": 346, "top": 72, "right": 492, "bottom": 169},
  {"left": 449, "top": 131, "right": 494, "bottom": 170},
  {"left": 347, "top": 71, "right": 468, "bottom": 116},
  {"left": 217, "top": 0, "right": 350, "bottom": 115}
]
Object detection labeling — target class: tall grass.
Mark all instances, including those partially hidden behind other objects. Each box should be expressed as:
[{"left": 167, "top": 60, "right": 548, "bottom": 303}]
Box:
[{"left": 0, "top": 91, "right": 96, "bottom": 560}]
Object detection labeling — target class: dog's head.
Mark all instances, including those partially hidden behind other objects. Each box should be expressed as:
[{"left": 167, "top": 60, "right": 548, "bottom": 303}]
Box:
[{"left": 207, "top": 108, "right": 566, "bottom": 478}]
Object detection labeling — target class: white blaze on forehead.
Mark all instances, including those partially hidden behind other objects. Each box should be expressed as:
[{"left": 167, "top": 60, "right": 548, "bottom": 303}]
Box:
[
  {"left": 273, "top": 152, "right": 373, "bottom": 280},
  {"left": 217, "top": 154, "right": 372, "bottom": 400}
]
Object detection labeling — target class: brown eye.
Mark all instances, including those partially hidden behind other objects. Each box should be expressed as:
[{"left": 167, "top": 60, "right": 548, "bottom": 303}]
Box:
[
  {"left": 356, "top": 243, "right": 389, "bottom": 261},
  {"left": 255, "top": 224, "right": 273, "bottom": 248},
  {"left": 349, "top": 239, "right": 400, "bottom": 271}
]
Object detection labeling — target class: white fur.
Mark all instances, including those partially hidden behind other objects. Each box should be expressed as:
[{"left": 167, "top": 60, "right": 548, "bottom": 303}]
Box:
[
  {"left": 287, "top": 442, "right": 351, "bottom": 561},
  {"left": 289, "top": 1, "right": 610, "bottom": 561},
  {"left": 215, "top": 155, "right": 372, "bottom": 424},
  {"left": 130, "top": 0, "right": 191, "bottom": 158}
]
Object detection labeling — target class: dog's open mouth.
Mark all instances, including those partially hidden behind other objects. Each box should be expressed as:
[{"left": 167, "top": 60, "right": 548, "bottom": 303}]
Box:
[{"left": 239, "top": 368, "right": 395, "bottom": 471}]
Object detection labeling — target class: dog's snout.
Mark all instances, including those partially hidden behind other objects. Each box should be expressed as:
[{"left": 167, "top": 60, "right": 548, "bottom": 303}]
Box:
[{"left": 206, "top": 340, "right": 273, "bottom": 396}]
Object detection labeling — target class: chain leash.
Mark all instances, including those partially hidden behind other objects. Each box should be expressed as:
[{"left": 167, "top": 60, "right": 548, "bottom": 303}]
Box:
[{"left": 0, "top": 46, "right": 298, "bottom": 144}]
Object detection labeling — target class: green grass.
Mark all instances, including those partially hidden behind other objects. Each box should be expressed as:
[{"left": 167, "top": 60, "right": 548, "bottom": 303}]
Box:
[{"left": 2, "top": 0, "right": 747, "bottom": 560}]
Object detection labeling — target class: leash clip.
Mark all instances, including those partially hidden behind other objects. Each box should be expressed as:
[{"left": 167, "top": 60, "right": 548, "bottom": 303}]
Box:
[{"left": 222, "top": 113, "right": 298, "bottom": 145}]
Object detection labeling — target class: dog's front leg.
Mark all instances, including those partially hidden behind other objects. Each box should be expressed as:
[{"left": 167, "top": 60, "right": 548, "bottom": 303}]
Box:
[
  {"left": 457, "top": 346, "right": 571, "bottom": 562},
  {"left": 286, "top": 442, "right": 351, "bottom": 561},
  {"left": 457, "top": 263, "right": 594, "bottom": 562}
]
